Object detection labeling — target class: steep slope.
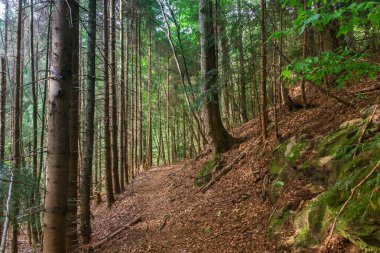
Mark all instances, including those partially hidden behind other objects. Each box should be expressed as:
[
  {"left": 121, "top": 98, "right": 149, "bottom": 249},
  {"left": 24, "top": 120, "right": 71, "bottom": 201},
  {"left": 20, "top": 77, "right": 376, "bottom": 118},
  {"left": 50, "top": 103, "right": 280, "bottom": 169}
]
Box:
[{"left": 91, "top": 80, "right": 379, "bottom": 253}]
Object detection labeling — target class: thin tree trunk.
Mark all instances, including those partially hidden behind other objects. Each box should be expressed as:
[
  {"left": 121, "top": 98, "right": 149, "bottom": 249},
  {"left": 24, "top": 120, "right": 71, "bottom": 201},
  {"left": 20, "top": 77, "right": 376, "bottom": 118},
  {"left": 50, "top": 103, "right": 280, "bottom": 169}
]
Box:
[
  {"left": 103, "top": 0, "right": 115, "bottom": 207},
  {"left": 80, "top": 0, "right": 96, "bottom": 248},
  {"left": 67, "top": 1, "right": 80, "bottom": 250},
  {"left": 12, "top": 0, "right": 24, "bottom": 250},
  {"left": 0, "top": 171, "right": 13, "bottom": 253},
  {"left": 110, "top": 0, "right": 121, "bottom": 194},
  {"left": 119, "top": 0, "right": 126, "bottom": 190},
  {"left": 260, "top": 0, "right": 268, "bottom": 141},
  {"left": 147, "top": 28, "right": 153, "bottom": 166},
  {"left": 237, "top": 0, "right": 248, "bottom": 122}
]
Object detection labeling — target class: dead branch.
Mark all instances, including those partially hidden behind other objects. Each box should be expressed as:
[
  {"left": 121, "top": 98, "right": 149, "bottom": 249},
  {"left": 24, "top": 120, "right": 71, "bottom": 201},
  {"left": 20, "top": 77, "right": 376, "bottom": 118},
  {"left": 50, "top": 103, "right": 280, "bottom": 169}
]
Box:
[
  {"left": 353, "top": 105, "right": 378, "bottom": 158},
  {"left": 355, "top": 83, "right": 380, "bottom": 93},
  {"left": 321, "top": 160, "right": 380, "bottom": 251},
  {"left": 159, "top": 214, "right": 170, "bottom": 230},
  {"left": 313, "top": 84, "right": 354, "bottom": 107},
  {"left": 86, "top": 216, "right": 142, "bottom": 250}
]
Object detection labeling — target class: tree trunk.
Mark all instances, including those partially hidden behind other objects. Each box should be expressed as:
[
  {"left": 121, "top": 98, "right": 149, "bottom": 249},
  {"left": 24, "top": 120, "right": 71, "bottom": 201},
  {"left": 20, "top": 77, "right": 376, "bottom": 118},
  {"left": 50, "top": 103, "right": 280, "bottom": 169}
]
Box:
[
  {"left": 66, "top": 1, "right": 80, "bottom": 251},
  {"left": 119, "top": 0, "right": 126, "bottom": 190},
  {"left": 11, "top": 0, "right": 24, "bottom": 250},
  {"left": 110, "top": 0, "right": 121, "bottom": 194},
  {"left": 103, "top": 0, "right": 115, "bottom": 207},
  {"left": 199, "top": 0, "right": 235, "bottom": 154},
  {"left": 43, "top": 0, "right": 76, "bottom": 251},
  {"left": 80, "top": 0, "right": 96, "bottom": 248},
  {"left": 147, "top": 28, "right": 153, "bottom": 167},
  {"left": 237, "top": 0, "right": 248, "bottom": 122},
  {"left": 260, "top": 0, "right": 268, "bottom": 141}
]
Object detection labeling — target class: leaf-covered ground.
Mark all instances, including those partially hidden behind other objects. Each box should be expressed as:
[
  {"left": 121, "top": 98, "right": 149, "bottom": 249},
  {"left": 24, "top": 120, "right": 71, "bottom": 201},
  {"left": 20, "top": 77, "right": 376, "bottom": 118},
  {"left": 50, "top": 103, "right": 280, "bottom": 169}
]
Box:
[{"left": 88, "top": 80, "right": 379, "bottom": 253}]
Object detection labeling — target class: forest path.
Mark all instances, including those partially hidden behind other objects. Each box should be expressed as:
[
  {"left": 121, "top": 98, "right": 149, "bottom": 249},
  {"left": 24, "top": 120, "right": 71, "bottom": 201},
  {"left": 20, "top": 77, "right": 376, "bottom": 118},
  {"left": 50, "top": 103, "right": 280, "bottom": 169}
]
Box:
[
  {"left": 91, "top": 158, "right": 272, "bottom": 253},
  {"left": 91, "top": 164, "right": 190, "bottom": 252}
]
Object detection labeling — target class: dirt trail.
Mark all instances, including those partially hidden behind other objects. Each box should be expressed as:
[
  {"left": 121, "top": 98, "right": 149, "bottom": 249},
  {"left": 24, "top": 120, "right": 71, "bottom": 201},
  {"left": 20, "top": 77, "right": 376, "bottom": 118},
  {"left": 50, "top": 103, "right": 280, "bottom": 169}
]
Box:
[
  {"left": 91, "top": 159, "right": 272, "bottom": 253},
  {"left": 91, "top": 83, "right": 379, "bottom": 253}
]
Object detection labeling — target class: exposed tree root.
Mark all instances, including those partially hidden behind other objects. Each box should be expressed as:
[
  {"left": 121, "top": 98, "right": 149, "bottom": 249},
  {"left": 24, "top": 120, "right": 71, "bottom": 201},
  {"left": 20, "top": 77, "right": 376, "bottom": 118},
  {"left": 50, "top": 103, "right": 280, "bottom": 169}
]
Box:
[
  {"left": 199, "top": 150, "right": 247, "bottom": 193},
  {"left": 320, "top": 160, "right": 380, "bottom": 252},
  {"left": 353, "top": 105, "right": 377, "bottom": 158}
]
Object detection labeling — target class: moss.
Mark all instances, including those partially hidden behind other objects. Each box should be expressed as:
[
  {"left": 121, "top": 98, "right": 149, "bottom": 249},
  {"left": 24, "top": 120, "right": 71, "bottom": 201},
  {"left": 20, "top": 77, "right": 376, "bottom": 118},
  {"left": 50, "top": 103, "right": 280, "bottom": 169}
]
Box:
[
  {"left": 268, "top": 204, "right": 292, "bottom": 237},
  {"left": 194, "top": 154, "right": 221, "bottom": 187},
  {"left": 285, "top": 137, "right": 310, "bottom": 167},
  {"left": 295, "top": 224, "right": 317, "bottom": 247}
]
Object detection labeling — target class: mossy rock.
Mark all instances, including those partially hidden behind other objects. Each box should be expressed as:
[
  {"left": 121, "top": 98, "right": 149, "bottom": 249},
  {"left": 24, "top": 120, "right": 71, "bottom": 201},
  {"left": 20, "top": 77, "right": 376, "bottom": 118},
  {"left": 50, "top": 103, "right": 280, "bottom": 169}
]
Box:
[
  {"left": 294, "top": 194, "right": 333, "bottom": 248},
  {"left": 268, "top": 204, "right": 292, "bottom": 238},
  {"left": 269, "top": 137, "right": 310, "bottom": 203},
  {"left": 194, "top": 154, "right": 221, "bottom": 187}
]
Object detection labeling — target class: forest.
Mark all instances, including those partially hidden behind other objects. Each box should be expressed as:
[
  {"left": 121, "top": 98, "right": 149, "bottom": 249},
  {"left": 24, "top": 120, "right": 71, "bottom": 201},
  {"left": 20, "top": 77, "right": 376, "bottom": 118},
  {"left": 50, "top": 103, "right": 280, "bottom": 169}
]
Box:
[{"left": 0, "top": 0, "right": 379, "bottom": 252}]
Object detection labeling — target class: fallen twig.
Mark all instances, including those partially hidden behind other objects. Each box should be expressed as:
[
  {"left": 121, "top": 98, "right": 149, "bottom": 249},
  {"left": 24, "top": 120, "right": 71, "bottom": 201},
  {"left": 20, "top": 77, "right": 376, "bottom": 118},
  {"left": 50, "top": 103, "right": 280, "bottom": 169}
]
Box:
[
  {"left": 353, "top": 105, "right": 378, "bottom": 158},
  {"left": 159, "top": 214, "right": 170, "bottom": 230},
  {"left": 321, "top": 160, "right": 380, "bottom": 250},
  {"left": 86, "top": 216, "right": 142, "bottom": 250},
  {"left": 355, "top": 83, "right": 380, "bottom": 93},
  {"left": 268, "top": 187, "right": 289, "bottom": 223},
  {"left": 313, "top": 84, "right": 354, "bottom": 107}
]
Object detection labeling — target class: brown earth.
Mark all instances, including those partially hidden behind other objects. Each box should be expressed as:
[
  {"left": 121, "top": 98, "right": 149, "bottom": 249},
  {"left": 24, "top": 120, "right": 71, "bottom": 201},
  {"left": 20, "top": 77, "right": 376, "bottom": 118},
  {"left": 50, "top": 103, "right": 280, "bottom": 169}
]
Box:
[{"left": 90, "top": 80, "right": 379, "bottom": 253}]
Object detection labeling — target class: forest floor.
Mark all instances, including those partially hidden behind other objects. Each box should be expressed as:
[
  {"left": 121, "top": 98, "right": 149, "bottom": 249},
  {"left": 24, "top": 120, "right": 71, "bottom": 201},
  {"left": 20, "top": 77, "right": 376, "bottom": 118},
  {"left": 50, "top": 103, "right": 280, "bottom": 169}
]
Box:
[{"left": 89, "top": 79, "right": 379, "bottom": 253}]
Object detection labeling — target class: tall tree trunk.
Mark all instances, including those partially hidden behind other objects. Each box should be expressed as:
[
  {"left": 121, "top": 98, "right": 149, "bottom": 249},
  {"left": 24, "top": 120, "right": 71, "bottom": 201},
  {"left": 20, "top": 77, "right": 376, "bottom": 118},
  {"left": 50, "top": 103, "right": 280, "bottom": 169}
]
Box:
[
  {"left": 103, "top": 0, "right": 115, "bottom": 207},
  {"left": 67, "top": 1, "right": 80, "bottom": 251},
  {"left": 300, "top": 0, "right": 308, "bottom": 108},
  {"left": 12, "top": 0, "right": 24, "bottom": 250},
  {"left": 43, "top": 0, "right": 76, "bottom": 251},
  {"left": 0, "top": 0, "right": 8, "bottom": 165},
  {"left": 110, "top": 0, "right": 121, "bottom": 193},
  {"left": 0, "top": 0, "right": 8, "bottom": 237},
  {"left": 29, "top": 0, "right": 40, "bottom": 244},
  {"left": 80, "top": 0, "right": 96, "bottom": 248},
  {"left": 110, "top": 0, "right": 121, "bottom": 194},
  {"left": 147, "top": 28, "right": 153, "bottom": 166},
  {"left": 37, "top": 6, "right": 52, "bottom": 244},
  {"left": 217, "top": 0, "right": 232, "bottom": 129},
  {"left": 260, "top": 0, "right": 268, "bottom": 141},
  {"left": 138, "top": 20, "right": 143, "bottom": 168},
  {"left": 124, "top": 16, "right": 130, "bottom": 184},
  {"left": 199, "top": 0, "right": 235, "bottom": 154},
  {"left": 119, "top": 0, "right": 126, "bottom": 190},
  {"left": 237, "top": 0, "right": 248, "bottom": 122}
]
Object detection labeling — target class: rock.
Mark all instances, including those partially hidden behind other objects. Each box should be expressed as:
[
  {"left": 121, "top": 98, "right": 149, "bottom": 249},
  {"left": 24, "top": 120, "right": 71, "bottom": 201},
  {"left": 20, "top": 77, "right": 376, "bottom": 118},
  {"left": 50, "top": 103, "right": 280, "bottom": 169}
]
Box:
[{"left": 318, "top": 156, "right": 334, "bottom": 167}]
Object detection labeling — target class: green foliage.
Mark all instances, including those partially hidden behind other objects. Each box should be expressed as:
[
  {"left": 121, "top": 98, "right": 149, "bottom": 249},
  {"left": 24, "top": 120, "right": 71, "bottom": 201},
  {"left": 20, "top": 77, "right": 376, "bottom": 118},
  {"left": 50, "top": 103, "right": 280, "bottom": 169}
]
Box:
[{"left": 282, "top": 50, "right": 380, "bottom": 87}]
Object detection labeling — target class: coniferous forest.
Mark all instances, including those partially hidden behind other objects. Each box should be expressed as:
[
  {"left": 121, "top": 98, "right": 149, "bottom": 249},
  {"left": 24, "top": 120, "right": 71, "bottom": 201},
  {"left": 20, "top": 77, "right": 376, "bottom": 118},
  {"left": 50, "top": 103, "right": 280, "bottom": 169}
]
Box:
[{"left": 0, "top": 0, "right": 379, "bottom": 252}]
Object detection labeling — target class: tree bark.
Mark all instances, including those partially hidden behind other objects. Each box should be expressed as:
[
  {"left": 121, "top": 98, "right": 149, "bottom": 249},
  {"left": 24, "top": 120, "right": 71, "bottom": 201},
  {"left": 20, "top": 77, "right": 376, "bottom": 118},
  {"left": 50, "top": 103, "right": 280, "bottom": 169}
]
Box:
[
  {"left": 103, "top": 0, "right": 115, "bottom": 207},
  {"left": 147, "top": 28, "right": 153, "bottom": 166},
  {"left": 43, "top": 0, "right": 76, "bottom": 251},
  {"left": 66, "top": 0, "right": 80, "bottom": 251},
  {"left": 11, "top": 0, "right": 24, "bottom": 250},
  {"left": 199, "top": 0, "right": 235, "bottom": 154},
  {"left": 260, "top": 0, "right": 268, "bottom": 141},
  {"left": 80, "top": 0, "right": 96, "bottom": 248}
]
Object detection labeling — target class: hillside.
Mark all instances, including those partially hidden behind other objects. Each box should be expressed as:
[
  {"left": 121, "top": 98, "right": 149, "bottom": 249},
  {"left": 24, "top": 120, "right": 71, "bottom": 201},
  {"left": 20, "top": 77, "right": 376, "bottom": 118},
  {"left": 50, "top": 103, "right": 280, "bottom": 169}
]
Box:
[{"left": 87, "top": 80, "right": 380, "bottom": 253}]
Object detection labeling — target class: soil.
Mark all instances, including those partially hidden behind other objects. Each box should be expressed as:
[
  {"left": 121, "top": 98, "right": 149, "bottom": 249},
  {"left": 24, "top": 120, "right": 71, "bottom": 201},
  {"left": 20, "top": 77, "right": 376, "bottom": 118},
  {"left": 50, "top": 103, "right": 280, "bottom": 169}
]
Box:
[
  {"left": 15, "top": 79, "right": 379, "bottom": 253},
  {"left": 90, "top": 81, "right": 379, "bottom": 253}
]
